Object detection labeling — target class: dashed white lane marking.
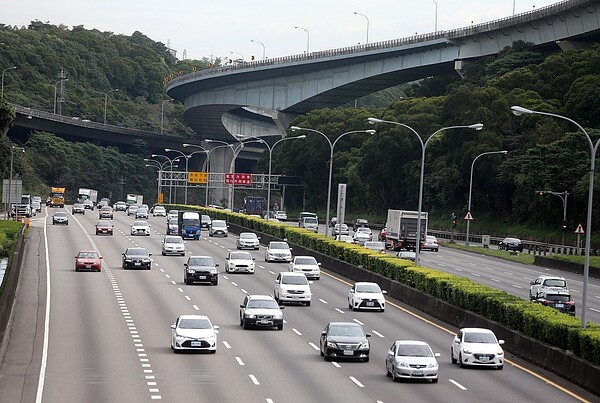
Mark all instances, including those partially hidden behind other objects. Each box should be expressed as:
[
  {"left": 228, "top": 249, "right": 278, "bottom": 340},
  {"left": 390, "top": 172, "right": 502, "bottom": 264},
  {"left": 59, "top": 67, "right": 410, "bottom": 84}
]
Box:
[
  {"left": 268, "top": 271, "right": 275, "bottom": 275},
  {"left": 524, "top": 276, "right": 534, "bottom": 281},
  {"left": 372, "top": 330, "right": 385, "bottom": 338},
  {"left": 485, "top": 267, "right": 494, "bottom": 270},
  {"left": 184, "top": 295, "right": 191, "bottom": 301},
  {"left": 595, "top": 296, "right": 600, "bottom": 299},
  {"left": 590, "top": 307, "right": 600, "bottom": 313},
  {"left": 331, "top": 362, "right": 341, "bottom": 368},
  {"left": 319, "top": 298, "right": 328, "bottom": 304},
  {"left": 353, "top": 319, "right": 364, "bottom": 325},
  {"left": 438, "top": 264, "right": 446, "bottom": 267},
  {"left": 266, "top": 399, "right": 274, "bottom": 403},
  {"left": 308, "top": 342, "right": 319, "bottom": 351},
  {"left": 449, "top": 379, "right": 468, "bottom": 390},
  {"left": 249, "top": 375, "right": 260, "bottom": 385},
  {"left": 177, "top": 288, "right": 183, "bottom": 293},
  {"left": 258, "top": 265, "right": 265, "bottom": 269},
  {"left": 241, "top": 289, "right": 248, "bottom": 294},
  {"left": 512, "top": 285, "right": 523, "bottom": 289},
  {"left": 165, "top": 274, "right": 170, "bottom": 279},
  {"left": 222, "top": 275, "right": 230, "bottom": 280},
  {"left": 223, "top": 341, "right": 232, "bottom": 349},
  {"left": 472, "top": 273, "right": 481, "bottom": 277},
  {"left": 349, "top": 376, "right": 364, "bottom": 388},
  {"left": 231, "top": 282, "right": 238, "bottom": 287},
  {"left": 503, "top": 272, "right": 512, "bottom": 275},
  {"left": 192, "top": 305, "right": 199, "bottom": 311},
  {"left": 454, "top": 268, "right": 463, "bottom": 272},
  {"left": 491, "top": 278, "right": 501, "bottom": 283},
  {"left": 235, "top": 357, "right": 245, "bottom": 366},
  {"left": 335, "top": 308, "right": 345, "bottom": 314},
  {"left": 292, "top": 328, "right": 302, "bottom": 336},
  {"left": 170, "top": 281, "right": 176, "bottom": 285}
]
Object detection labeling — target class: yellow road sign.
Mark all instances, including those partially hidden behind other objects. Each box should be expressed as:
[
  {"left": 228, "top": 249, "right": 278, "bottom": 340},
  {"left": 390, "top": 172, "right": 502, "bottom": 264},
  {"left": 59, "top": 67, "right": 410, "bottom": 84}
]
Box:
[{"left": 188, "top": 171, "right": 208, "bottom": 184}]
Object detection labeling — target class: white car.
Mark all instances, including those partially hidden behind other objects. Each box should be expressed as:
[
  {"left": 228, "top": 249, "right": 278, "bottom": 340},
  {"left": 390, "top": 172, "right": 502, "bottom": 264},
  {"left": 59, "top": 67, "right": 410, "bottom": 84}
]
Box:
[
  {"left": 274, "top": 272, "right": 312, "bottom": 306},
  {"left": 130, "top": 220, "right": 150, "bottom": 236},
  {"left": 337, "top": 235, "right": 355, "bottom": 244},
  {"left": 265, "top": 241, "right": 292, "bottom": 262},
  {"left": 167, "top": 209, "right": 178, "bottom": 221},
  {"left": 236, "top": 232, "right": 260, "bottom": 250},
  {"left": 353, "top": 227, "right": 373, "bottom": 245},
  {"left": 225, "top": 251, "right": 255, "bottom": 274},
  {"left": 301, "top": 217, "right": 319, "bottom": 232},
  {"left": 451, "top": 328, "right": 504, "bottom": 369},
  {"left": 289, "top": 256, "right": 321, "bottom": 280},
  {"left": 153, "top": 206, "right": 167, "bottom": 217},
  {"left": 127, "top": 205, "right": 139, "bottom": 216},
  {"left": 201, "top": 214, "right": 212, "bottom": 229},
  {"left": 170, "top": 314, "right": 218, "bottom": 353},
  {"left": 364, "top": 241, "right": 386, "bottom": 253},
  {"left": 275, "top": 211, "right": 287, "bottom": 221},
  {"left": 386, "top": 340, "right": 440, "bottom": 383},
  {"left": 162, "top": 235, "right": 186, "bottom": 256},
  {"left": 332, "top": 223, "right": 349, "bottom": 236},
  {"left": 529, "top": 275, "right": 568, "bottom": 300},
  {"left": 348, "top": 282, "right": 386, "bottom": 311},
  {"left": 209, "top": 220, "right": 228, "bottom": 237},
  {"left": 135, "top": 207, "right": 149, "bottom": 219},
  {"left": 422, "top": 235, "right": 439, "bottom": 252}
]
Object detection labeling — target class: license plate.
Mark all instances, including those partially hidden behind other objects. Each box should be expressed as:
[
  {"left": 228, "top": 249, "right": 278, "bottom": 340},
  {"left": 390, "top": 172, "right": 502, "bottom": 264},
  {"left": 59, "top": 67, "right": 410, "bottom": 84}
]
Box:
[
  {"left": 191, "top": 341, "right": 201, "bottom": 347},
  {"left": 343, "top": 350, "right": 354, "bottom": 356},
  {"left": 85, "top": 265, "right": 91, "bottom": 269},
  {"left": 257, "top": 320, "right": 272, "bottom": 325},
  {"left": 366, "top": 302, "right": 374, "bottom": 306},
  {"left": 556, "top": 303, "right": 564, "bottom": 308},
  {"left": 198, "top": 275, "right": 206, "bottom": 279},
  {"left": 480, "top": 356, "right": 489, "bottom": 362},
  {"left": 134, "top": 262, "right": 141, "bottom": 266},
  {"left": 413, "top": 370, "right": 423, "bottom": 376}
]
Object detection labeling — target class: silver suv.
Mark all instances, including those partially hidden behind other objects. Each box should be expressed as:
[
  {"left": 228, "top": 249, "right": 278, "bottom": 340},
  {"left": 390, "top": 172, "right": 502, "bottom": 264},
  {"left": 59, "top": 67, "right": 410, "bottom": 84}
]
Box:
[{"left": 529, "top": 275, "right": 568, "bottom": 300}]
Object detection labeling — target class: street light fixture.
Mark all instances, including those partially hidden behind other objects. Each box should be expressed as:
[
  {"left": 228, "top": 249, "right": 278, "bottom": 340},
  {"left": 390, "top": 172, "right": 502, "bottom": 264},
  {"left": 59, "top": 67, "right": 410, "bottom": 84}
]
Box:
[
  {"left": 291, "top": 126, "right": 376, "bottom": 237},
  {"left": 535, "top": 190, "right": 569, "bottom": 245},
  {"left": 103, "top": 88, "right": 119, "bottom": 124},
  {"left": 184, "top": 142, "right": 221, "bottom": 206},
  {"left": 511, "top": 104, "right": 597, "bottom": 328},
  {"left": 367, "top": 117, "right": 484, "bottom": 265},
  {"left": 432, "top": 0, "right": 438, "bottom": 32},
  {"left": 465, "top": 150, "right": 508, "bottom": 246},
  {"left": 151, "top": 154, "right": 179, "bottom": 203},
  {"left": 161, "top": 99, "right": 174, "bottom": 134},
  {"left": 165, "top": 147, "right": 207, "bottom": 205},
  {"left": 250, "top": 39, "right": 266, "bottom": 60},
  {"left": 145, "top": 158, "right": 173, "bottom": 203},
  {"left": 1, "top": 66, "right": 17, "bottom": 99},
  {"left": 53, "top": 78, "right": 68, "bottom": 114},
  {"left": 353, "top": 12, "right": 370, "bottom": 44},
  {"left": 236, "top": 134, "right": 306, "bottom": 221},
  {"left": 294, "top": 26, "right": 310, "bottom": 53},
  {"left": 7, "top": 146, "right": 24, "bottom": 220},
  {"left": 230, "top": 51, "right": 245, "bottom": 62}
]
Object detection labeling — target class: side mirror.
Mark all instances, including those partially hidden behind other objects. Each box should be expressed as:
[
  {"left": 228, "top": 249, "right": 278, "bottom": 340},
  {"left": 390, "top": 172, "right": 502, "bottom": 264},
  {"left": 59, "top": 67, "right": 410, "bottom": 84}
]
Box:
[
  {"left": 382, "top": 290, "right": 388, "bottom": 294},
  {"left": 317, "top": 262, "right": 322, "bottom": 266},
  {"left": 366, "top": 333, "right": 372, "bottom": 338},
  {"left": 170, "top": 325, "right": 175, "bottom": 330},
  {"left": 434, "top": 352, "right": 441, "bottom": 358},
  {"left": 240, "top": 304, "right": 244, "bottom": 308},
  {"left": 252, "top": 257, "right": 256, "bottom": 260},
  {"left": 99, "top": 256, "right": 103, "bottom": 259},
  {"left": 215, "top": 263, "right": 219, "bottom": 267},
  {"left": 530, "top": 281, "right": 535, "bottom": 285},
  {"left": 213, "top": 325, "right": 220, "bottom": 330},
  {"left": 279, "top": 306, "right": 285, "bottom": 309},
  {"left": 226, "top": 257, "right": 229, "bottom": 260},
  {"left": 321, "top": 331, "right": 327, "bottom": 336},
  {"left": 498, "top": 340, "right": 505, "bottom": 345},
  {"left": 148, "top": 253, "right": 152, "bottom": 257}
]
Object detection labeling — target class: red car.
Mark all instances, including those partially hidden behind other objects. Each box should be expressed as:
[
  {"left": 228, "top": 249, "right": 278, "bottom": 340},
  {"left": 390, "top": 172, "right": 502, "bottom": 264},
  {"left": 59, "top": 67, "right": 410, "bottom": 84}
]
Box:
[
  {"left": 75, "top": 250, "right": 103, "bottom": 272},
  {"left": 95, "top": 220, "right": 114, "bottom": 235}
]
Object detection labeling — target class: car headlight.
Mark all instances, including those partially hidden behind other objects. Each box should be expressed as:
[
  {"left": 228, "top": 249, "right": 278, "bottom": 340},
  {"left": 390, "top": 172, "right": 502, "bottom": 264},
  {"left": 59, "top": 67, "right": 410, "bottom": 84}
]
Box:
[
  {"left": 427, "top": 362, "right": 437, "bottom": 368},
  {"left": 399, "top": 361, "right": 409, "bottom": 368},
  {"left": 143, "top": 258, "right": 151, "bottom": 263},
  {"left": 124, "top": 258, "right": 132, "bottom": 262},
  {"left": 210, "top": 269, "right": 218, "bottom": 274},
  {"left": 497, "top": 351, "right": 504, "bottom": 356},
  {"left": 358, "top": 341, "right": 369, "bottom": 349},
  {"left": 326, "top": 341, "right": 338, "bottom": 349},
  {"left": 281, "top": 289, "right": 289, "bottom": 295},
  {"left": 187, "top": 268, "right": 196, "bottom": 274},
  {"left": 273, "top": 313, "right": 283, "bottom": 319},
  {"left": 354, "top": 296, "right": 363, "bottom": 302},
  {"left": 245, "top": 314, "right": 255, "bottom": 319},
  {"left": 462, "top": 348, "right": 472, "bottom": 355}
]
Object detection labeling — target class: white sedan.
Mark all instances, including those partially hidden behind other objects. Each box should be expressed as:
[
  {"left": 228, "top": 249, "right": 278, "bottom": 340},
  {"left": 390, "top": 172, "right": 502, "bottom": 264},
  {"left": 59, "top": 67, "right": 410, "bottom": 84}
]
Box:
[
  {"left": 170, "top": 314, "right": 218, "bottom": 353},
  {"left": 348, "top": 282, "right": 386, "bottom": 311},
  {"left": 130, "top": 221, "right": 150, "bottom": 236},
  {"left": 225, "top": 251, "right": 255, "bottom": 274},
  {"left": 289, "top": 256, "right": 321, "bottom": 280},
  {"left": 386, "top": 340, "right": 440, "bottom": 383},
  {"left": 162, "top": 235, "right": 186, "bottom": 256},
  {"left": 450, "top": 327, "right": 504, "bottom": 369}
]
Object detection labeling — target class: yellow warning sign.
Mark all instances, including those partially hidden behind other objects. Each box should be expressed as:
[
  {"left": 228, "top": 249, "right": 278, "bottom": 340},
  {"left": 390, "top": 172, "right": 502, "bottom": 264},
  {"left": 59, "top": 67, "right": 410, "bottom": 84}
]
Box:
[{"left": 188, "top": 171, "right": 208, "bottom": 184}]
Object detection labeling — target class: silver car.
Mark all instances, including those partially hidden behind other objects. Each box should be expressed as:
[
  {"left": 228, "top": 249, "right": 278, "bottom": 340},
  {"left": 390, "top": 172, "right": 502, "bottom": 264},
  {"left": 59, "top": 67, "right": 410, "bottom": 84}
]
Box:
[
  {"left": 236, "top": 232, "right": 260, "bottom": 250},
  {"left": 162, "top": 235, "right": 186, "bottom": 256},
  {"left": 386, "top": 340, "right": 440, "bottom": 383}
]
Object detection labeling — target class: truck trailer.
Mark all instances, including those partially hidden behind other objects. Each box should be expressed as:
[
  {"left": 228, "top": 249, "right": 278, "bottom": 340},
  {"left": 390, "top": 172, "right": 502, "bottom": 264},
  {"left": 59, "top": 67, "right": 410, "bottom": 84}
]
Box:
[
  {"left": 78, "top": 188, "right": 98, "bottom": 205},
  {"left": 384, "top": 209, "right": 428, "bottom": 251}
]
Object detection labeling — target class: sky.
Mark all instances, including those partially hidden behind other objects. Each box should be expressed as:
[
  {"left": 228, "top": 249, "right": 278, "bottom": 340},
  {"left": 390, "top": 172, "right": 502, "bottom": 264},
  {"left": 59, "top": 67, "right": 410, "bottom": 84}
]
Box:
[{"left": 4, "top": 0, "right": 562, "bottom": 62}]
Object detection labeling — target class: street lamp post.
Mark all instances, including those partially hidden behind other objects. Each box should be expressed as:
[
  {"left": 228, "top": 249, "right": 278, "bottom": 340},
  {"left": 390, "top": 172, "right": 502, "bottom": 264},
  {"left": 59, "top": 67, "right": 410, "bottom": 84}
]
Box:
[
  {"left": 291, "top": 126, "right": 376, "bottom": 237},
  {"left": 166, "top": 147, "right": 207, "bottom": 205},
  {"left": 512, "top": 105, "right": 596, "bottom": 328},
  {"left": 184, "top": 142, "right": 227, "bottom": 206},
  {"left": 236, "top": 135, "right": 306, "bottom": 222},
  {"left": 204, "top": 140, "right": 236, "bottom": 208},
  {"left": 353, "top": 12, "right": 370, "bottom": 44},
  {"left": 535, "top": 190, "right": 569, "bottom": 245},
  {"left": 103, "top": 88, "right": 119, "bottom": 124},
  {"left": 250, "top": 39, "right": 266, "bottom": 60},
  {"left": 294, "top": 26, "right": 310, "bottom": 53},
  {"left": 230, "top": 51, "right": 245, "bottom": 62},
  {"left": 466, "top": 150, "right": 508, "bottom": 246},
  {"left": 7, "top": 146, "right": 25, "bottom": 220},
  {"left": 367, "top": 117, "right": 483, "bottom": 266},
  {"left": 1, "top": 66, "right": 17, "bottom": 99},
  {"left": 161, "top": 99, "right": 174, "bottom": 134},
  {"left": 145, "top": 158, "right": 175, "bottom": 203},
  {"left": 151, "top": 154, "right": 179, "bottom": 203},
  {"left": 432, "top": 0, "right": 438, "bottom": 32},
  {"left": 53, "top": 78, "right": 68, "bottom": 114}
]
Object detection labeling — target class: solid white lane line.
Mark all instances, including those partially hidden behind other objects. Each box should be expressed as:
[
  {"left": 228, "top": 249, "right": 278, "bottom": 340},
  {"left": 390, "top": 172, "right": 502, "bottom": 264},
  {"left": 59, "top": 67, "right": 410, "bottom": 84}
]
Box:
[
  {"left": 449, "top": 379, "right": 467, "bottom": 390},
  {"left": 249, "top": 375, "right": 260, "bottom": 385},
  {"left": 349, "top": 376, "right": 364, "bottom": 388},
  {"left": 235, "top": 357, "right": 245, "bottom": 366},
  {"left": 335, "top": 308, "right": 345, "bottom": 314}
]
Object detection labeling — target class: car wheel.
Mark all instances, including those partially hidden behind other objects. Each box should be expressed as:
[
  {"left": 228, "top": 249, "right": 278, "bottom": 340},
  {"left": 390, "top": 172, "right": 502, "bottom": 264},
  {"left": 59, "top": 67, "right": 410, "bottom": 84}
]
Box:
[
  {"left": 162, "top": 252, "right": 166, "bottom": 256},
  {"left": 277, "top": 323, "right": 283, "bottom": 330},
  {"left": 210, "top": 350, "right": 216, "bottom": 354},
  {"left": 240, "top": 316, "right": 243, "bottom": 326},
  {"left": 451, "top": 348, "right": 457, "bottom": 364},
  {"left": 243, "top": 320, "right": 250, "bottom": 330},
  {"left": 305, "top": 301, "right": 311, "bottom": 307},
  {"left": 391, "top": 367, "right": 398, "bottom": 382},
  {"left": 529, "top": 291, "right": 534, "bottom": 300},
  {"left": 324, "top": 352, "right": 330, "bottom": 361},
  {"left": 348, "top": 299, "right": 352, "bottom": 309},
  {"left": 75, "top": 268, "right": 79, "bottom": 272},
  {"left": 96, "top": 269, "right": 101, "bottom": 272},
  {"left": 496, "top": 365, "right": 503, "bottom": 370},
  {"left": 185, "top": 277, "right": 192, "bottom": 285},
  {"left": 386, "top": 364, "right": 391, "bottom": 377},
  {"left": 363, "top": 356, "right": 369, "bottom": 363},
  {"left": 432, "top": 378, "right": 439, "bottom": 383},
  {"left": 236, "top": 246, "right": 240, "bottom": 250},
  {"left": 212, "top": 279, "right": 218, "bottom": 286},
  {"left": 459, "top": 352, "right": 465, "bottom": 368},
  {"left": 434, "top": 248, "right": 439, "bottom": 252}
]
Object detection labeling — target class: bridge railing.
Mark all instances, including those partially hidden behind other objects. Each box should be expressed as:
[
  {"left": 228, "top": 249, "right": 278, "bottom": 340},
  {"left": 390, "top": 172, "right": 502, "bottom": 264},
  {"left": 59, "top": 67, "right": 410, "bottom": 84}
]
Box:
[{"left": 167, "top": 0, "right": 586, "bottom": 89}]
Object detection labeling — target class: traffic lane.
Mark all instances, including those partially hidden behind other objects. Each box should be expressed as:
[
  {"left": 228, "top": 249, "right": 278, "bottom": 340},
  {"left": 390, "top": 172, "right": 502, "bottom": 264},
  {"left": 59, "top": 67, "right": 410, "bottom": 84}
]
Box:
[{"left": 43, "top": 212, "right": 153, "bottom": 402}]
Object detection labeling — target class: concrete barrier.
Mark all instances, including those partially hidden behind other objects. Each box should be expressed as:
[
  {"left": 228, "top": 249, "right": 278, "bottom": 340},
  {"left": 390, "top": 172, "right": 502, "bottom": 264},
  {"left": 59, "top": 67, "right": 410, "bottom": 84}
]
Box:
[
  {"left": 534, "top": 256, "right": 600, "bottom": 280},
  {"left": 0, "top": 229, "right": 25, "bottom": 345}
]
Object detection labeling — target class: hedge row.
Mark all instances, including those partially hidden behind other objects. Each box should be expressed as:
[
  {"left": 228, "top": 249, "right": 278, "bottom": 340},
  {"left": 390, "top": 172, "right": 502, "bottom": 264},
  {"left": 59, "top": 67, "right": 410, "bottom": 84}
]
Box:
[{"left": 174, "top": 206, "right": 600, "bottom": 365}]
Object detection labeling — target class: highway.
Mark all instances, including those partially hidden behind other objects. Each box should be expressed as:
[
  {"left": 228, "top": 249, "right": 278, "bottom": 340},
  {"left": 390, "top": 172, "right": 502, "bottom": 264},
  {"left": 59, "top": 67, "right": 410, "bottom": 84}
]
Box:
[{"left": 3, "top": 207, "right": 596, "bottom": 402}]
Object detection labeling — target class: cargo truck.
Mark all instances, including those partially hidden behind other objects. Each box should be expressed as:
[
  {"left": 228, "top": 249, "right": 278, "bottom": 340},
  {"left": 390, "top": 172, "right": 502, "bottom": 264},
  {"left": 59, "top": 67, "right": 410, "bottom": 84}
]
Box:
[
  {"left": 178, "top": 211, "right": 202, "bottom": 240},
  {"left": 126, "top": 194, "right": 143, "bottom": 206},
  {"left": 384, "top": 209, "right": 428, "bottom": 251},
  {"left": 77, "top": 188, "right": 98, "bottom": 205},
  {"left": 50, "top": 187, "right": 65, "bottom": 208}
]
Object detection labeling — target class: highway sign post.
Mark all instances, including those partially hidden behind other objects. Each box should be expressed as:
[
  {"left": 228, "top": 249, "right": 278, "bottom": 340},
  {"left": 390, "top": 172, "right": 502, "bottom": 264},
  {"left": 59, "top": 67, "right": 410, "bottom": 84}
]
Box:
[{"left": 575, "top": 223, "right": 585, "bottom": 255}]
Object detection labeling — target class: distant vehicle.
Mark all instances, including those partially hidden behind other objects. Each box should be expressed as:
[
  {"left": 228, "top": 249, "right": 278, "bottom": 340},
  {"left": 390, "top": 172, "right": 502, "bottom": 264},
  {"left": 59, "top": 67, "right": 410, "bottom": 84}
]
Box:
[
  {"left": 301, "top": 217, "right": 319, "bottom": 233},
  {"left": 184, "top": 255, "right": 219, "bottom": 285},
  {"left": 329, "top": 216, "right": 338, "bottom": 227},
  {"left": 208, "top": 219, "right": 228, "bottom": 237},
  {"left": 534, "top": 290, "right": 576, "bottom": 315},
  {"left": 98, "top": 206, "right": 114, "bottom": 219},
  {"left": 135, "top": 207, "right": 149, "bottom": 219},
  {"left": 378, "top": 227, "right": 387, "bottom": 242},
  {"left": 52, "top": 211, "right": 69, "bottom": 225},
  {"left": 386, "top": 340, "right": 440, "bottom": 383},
  {"left": 170, "top": 315, "right": 218, "bottom": 353},
  {"left": 352, "top": 227, "right": 372, "bottom": 245},
  {"left": 529, "top": 275, "right": 568, "bottom": 300},
  {"left": 289, "top": 256, "right": 321, "bottom": 280},
  {"left": 178, "top": 211, "right": 201, "bottom": 240},
  {"left": 74, "top": 250, "right": 103, "bottom": 272},
  {"left": 236, "top": 232, "right": 260, "bottom": 250},
  {"left": 166, "top": 218, "right": 179, "bottom": 235},
  {"left": 50, "top": 187, "right": 65, "bottom": 208},
  {"left": 127, "top": 205, "right": 139, "bottom": 216},
  {"left": 31, "top": 200, "right": 42, "bottom": 213},
  {"left": 348, "top": 282, "right": 386, "bottom": 311},
  {"left": 275, "top": 211, "right": 288, "bottom": 221},
  {"left": 83, "top": 199, "right": 94, "bottom": 210},
  {"left": 239, "top": 294, "right": 284, "bottom": 330},
  {"left": 337, "top": 235, "right": 354, "bottom": 244},
  {"left": 265, "top": 241, "right": 292, "bottom": 262},
  {"left": 320, "top": 322, "right": 370, "bottom": 362},
  {"left": 77, "top": 188, "right": 98, "bottom": 205},
  {"left": 243, "top": 196, "right": 264, "bottom": 216},
  {"left": 201, "top": 214, "right": 211, "bottom": 229},
  {"left": 332, "top": 223, "right": 349, "bottom": 236},
  {"left": 95, "top": 220, "right": 114, "bottom": 235},
  {"left": 130, "top": 221, "right": 150, "bottom": 236},
  {"left": 450, "top": 328, "right": 504, "bottom": 369},
  {"left": 274, "top": 272, "right": 312, "bottom": 306},
  {"left": 162, "top": 235, "right": 186, "bottom": 256},
  {"left": 122, "top": 247, "right": 152, "bottom": 270},
  {"left": 396, "top": 251, "right": 416, "bottom": 262},
  {"left": 113, "top": 201, "right": 127, "bottom": 212},
  {"left": 364, "top": 241, "right": 386, "bottom": 254},
  {"left": 298, "top": 212, "right": 318, "bottom": 227},
  {"left": 152, "top": 206, "right": 166, "bottom": 217},
  {"left": 385, "top": 209, "right": 428, "bottom": 251},
  {"left": 72, "top": 203, "right": 85, "bottom": 215},
  {"left": 225, "top": 251, "right": 255, "bottom": 274},
  {"left": 353, "top": 218, "right": 369, "bottom": 231},
  {"left": 422, "top": 235, "right": 439, "bottom": 252},
  {"left": 499, "top": 237, "right": 523, "bottom": 252},
  {"left": 167, "top": 210, "right": 178, "bottom": 221}
]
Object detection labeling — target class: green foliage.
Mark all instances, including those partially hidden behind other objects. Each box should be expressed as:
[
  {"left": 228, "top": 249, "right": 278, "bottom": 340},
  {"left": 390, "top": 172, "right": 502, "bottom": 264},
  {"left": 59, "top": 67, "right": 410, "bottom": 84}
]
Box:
[{"left": 0, "top": 221, "right": 21, "bottom": 257}]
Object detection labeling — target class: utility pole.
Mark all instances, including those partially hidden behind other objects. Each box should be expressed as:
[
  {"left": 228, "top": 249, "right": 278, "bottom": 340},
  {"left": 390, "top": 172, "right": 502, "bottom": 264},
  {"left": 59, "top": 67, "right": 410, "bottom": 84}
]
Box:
[
  {"left": 118, "top": 175, "right": 126, "bottom": 201},
  {"left": 56, "top": 68, "right": 67, "bottom": 116}
]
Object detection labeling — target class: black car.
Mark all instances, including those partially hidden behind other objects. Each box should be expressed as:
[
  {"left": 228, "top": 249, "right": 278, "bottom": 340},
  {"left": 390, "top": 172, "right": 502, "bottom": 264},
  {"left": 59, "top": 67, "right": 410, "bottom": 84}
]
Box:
[
  {"left": 498, "top": 237, "right": 523, "bottom": 252},
  {"left": 184, "top": 255, "right": 219, "bottom": 285},
  {"left": 535, "top": 291, "right": 576, "bottom": 316},
  {"left": 122, "top": 247, "right": 152, "bottom": 270},
  {"left": 319, "top": 322, "right": 371, "bottom": 362},
  {"left": 353, "top": 218, "right": 369, "bottom": 232}
]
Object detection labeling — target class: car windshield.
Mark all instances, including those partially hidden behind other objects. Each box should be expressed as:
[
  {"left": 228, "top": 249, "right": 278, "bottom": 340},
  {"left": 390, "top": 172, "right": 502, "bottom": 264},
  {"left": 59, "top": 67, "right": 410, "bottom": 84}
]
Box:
[
  {"left": 355, "top": 283, "right": 381, "bottom": 293},
  {"left": 165, "top": 237, "right": 183, "bottom": 244},
  {"left": 270, "top": 242, "right": 289, "bottom": 250},
  {"left": 397, "top": 344, "right": 433, "bottom": 357},
  {"left": 188, "top": 257, "right": 215, "bottom": 266},
  {"left": 54, "top": 212, "right": 67, "bottom": 217},
  {"left": 240, "top": 233, "right": 257, "bottom": 239},
  {"left": 78, "top": 252, "right": 99, "bottom": 259},
  {"left": 202, "top": 215, "right": 211, "bottom": 221},
  {"left": 74, "top": 204, "right": 84, "bottom": 208},
  {"left": 464, "top": 332, "right": 497, "bottom": 343},
  {"left": 357, "top": 228, "right": 371, "bottom": 233},
  {"left": 281, "top": 275, "right": 308, "bottom": 285},
  {"left": 154, "top": 207, "right": 165, "bottom": 212},
  {"left": 101, "top": 206, "right": 112, "bottom": 211},
  {"left": 127, "top": 249, "right": 148, "bottom": 257},
  {"left": 296, "top": 257, "right": 317, "bottom": 265},
  {"left": 212, "top": 221, "right": 226, "bottom": 228},
  {"left": 168, "top": 218, "right": 178, "bottom": 225},
  {"left": 168, "top": 210, "right": 178, "bottom": 215},
  {"left": 230, "top": 252, "right": 252, "bottom": 260},
  {"left": 545, "top": 279, "right": 567, "bottom": 287},
  {"left": 97, "top": 221, "right": 111, "bottom": 227},
  {"left": 329, "top": 325, "right": 364, "bottom": 337},
  {"left": 133, "top": 221, "right": 148, "bottom": 227},
  {"left": 178, "top": 318, "right": 211, "bottom": 329},
  {"left": 247, "top": 299, "right": 279, "bottom": 309},
  {"left": 304, "top": 218, "right": 318, "bottom": 224}
]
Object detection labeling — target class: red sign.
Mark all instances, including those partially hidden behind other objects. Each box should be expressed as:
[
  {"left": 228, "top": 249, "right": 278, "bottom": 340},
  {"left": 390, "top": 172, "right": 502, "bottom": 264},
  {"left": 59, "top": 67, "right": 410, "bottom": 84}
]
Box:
[
  {"left": 574, "top": 223, "right": 585, "bottom": 235},
  {"left": 225, "top": 173, "right": 252, "bottom": 186}
]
